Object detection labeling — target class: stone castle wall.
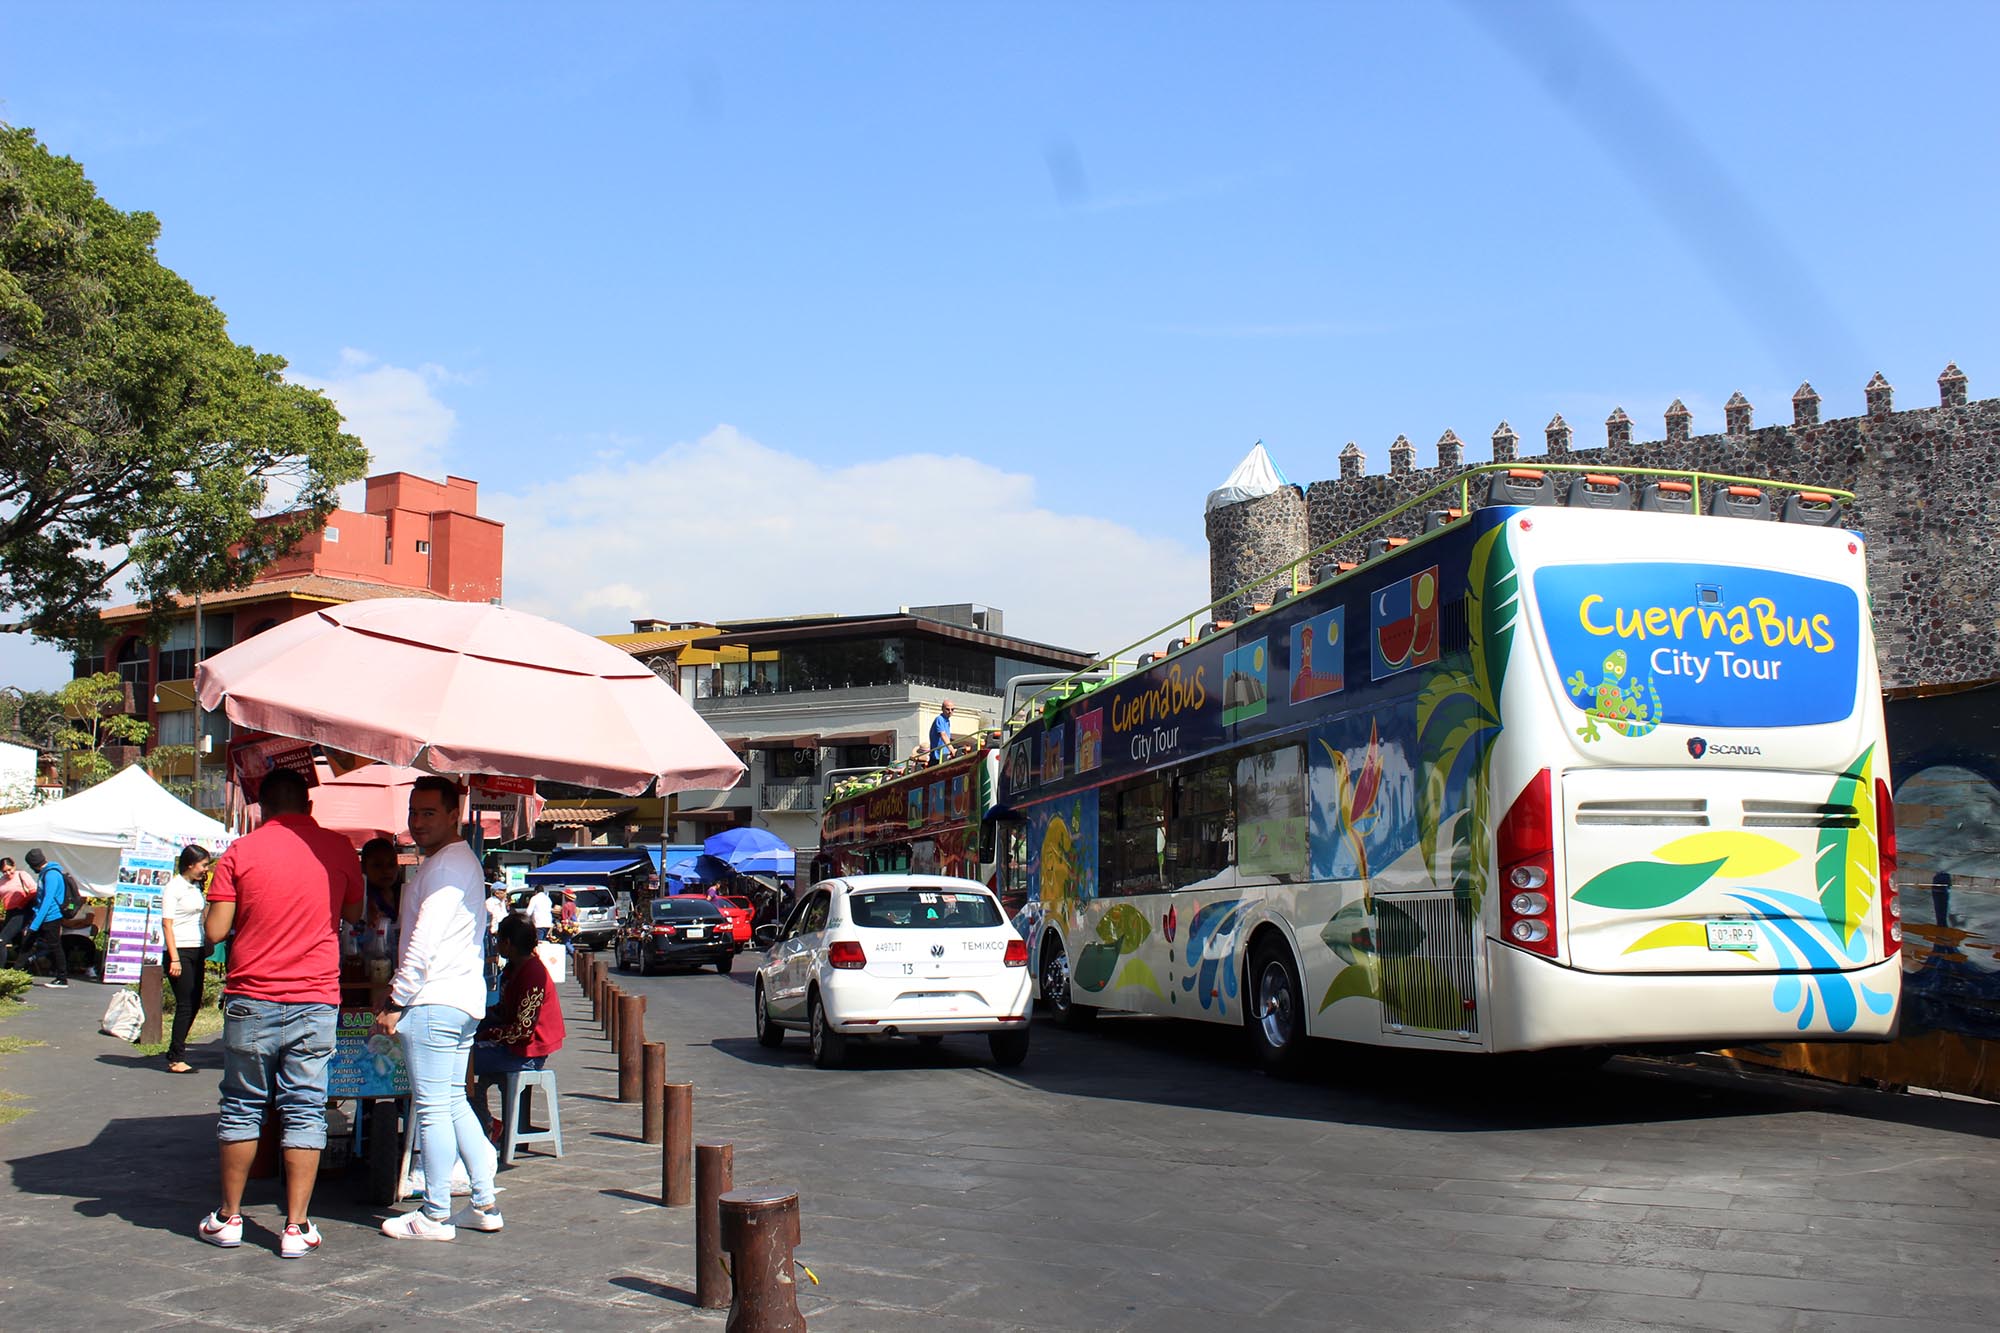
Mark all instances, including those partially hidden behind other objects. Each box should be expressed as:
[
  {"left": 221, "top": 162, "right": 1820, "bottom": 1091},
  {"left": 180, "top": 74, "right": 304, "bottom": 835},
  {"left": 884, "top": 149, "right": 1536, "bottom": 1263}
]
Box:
[{"left": 1209, "top": 367, "right": 1998, "bottom": 692}]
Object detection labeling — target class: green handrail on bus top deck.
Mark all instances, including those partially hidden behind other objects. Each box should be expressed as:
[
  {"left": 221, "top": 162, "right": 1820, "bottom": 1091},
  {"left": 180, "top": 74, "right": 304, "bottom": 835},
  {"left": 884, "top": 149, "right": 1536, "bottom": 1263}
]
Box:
[{"left": 1009, "top": 461, "right": 1859, "bottom": 732}]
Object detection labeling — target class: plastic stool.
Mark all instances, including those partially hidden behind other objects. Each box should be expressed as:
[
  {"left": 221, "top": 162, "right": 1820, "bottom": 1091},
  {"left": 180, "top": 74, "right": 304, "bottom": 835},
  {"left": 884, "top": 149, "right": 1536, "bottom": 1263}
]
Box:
[{"left": 491, "top": 1068, "right": 564, "bottom": 1164}]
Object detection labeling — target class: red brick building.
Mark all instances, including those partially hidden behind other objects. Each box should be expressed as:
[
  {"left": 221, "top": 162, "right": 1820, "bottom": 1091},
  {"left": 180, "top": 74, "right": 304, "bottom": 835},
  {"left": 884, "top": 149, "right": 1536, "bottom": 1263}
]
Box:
[{"left": 82, "top": 472, "right": 504, "bottom": 811}]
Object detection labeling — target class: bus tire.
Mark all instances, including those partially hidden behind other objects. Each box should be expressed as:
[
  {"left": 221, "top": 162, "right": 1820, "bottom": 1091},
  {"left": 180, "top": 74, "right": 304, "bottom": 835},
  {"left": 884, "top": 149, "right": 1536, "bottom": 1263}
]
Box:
[
  {"left": 1247, "top": 939, "right": 1307, "bottom": 1073},
  {"left": 1040, "top": 935, "right": 1095, "bottom": 1029}
]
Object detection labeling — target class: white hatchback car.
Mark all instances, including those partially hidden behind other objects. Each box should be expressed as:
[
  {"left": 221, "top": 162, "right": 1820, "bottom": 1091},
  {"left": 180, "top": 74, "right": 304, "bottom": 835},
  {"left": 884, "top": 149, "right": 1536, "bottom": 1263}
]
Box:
[{"left": 753, "top": 875, "right": 1032, "bottom": 1069}]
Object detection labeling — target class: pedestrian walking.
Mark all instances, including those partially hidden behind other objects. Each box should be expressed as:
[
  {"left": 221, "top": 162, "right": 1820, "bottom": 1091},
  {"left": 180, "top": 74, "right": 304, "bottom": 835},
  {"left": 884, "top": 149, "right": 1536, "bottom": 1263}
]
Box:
[
  {"left": 523, "top": 881, "right": 553, "bottom": 941},
  {"left": 377, "top": 775, "right": 503, "bottom": 1241},
  {"left": 197, "top": 769, "right": 364, "bottom": 1258},
  {"left": 23, "top": 848, "right": 74, "bottom": 987},
  {"left": 160, "top": 844, "right": 213, "bottom": 1074}
]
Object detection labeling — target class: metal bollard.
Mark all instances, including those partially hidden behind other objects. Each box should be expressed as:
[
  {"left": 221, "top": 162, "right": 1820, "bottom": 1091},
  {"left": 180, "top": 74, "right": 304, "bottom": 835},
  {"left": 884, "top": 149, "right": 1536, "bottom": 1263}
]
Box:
[
  {"left": 717, "top": 1189, "right": 806, "bottom": 1332},
  {"left": 641, "top": 1042, "right": 666, "bottom": 1144},
  {"left": 604, "top": 983, "right": 619, "bottom": 1046},
  {"left": 592, "top": 974, "right": 607, "bottom": 1028},
  {"left": 695, "top": 1142, "right": 735, "bottom": 1309},
  {"left": 663, "top": 1081, "right": 693, "bottom": 1205},
  {"left": 617, "top": 994, "right": 646, "bottom": 1102},
  {"left": 139, "top": 962, "right": 165, "bottom": 1046}
]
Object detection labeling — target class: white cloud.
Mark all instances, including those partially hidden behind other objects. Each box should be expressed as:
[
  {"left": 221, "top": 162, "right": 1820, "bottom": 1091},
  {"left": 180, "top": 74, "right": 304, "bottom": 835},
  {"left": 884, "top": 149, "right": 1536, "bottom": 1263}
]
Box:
[
  {"left": 484, "top": 425, "right": 1213, "bottom": 661},
  {"left": 290, "top": 349, "right": 460, "bottom": 507}
]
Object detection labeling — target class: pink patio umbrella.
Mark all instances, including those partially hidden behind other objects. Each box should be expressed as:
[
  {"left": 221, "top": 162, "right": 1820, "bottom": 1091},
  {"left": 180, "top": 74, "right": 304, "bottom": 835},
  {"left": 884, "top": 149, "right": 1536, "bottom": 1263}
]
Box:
[
  {"left": 196, "top": 599, "right": 746, "bottom": 797},
  {"left": 309, "top": 763, "right": 423, "bottom": 848}
]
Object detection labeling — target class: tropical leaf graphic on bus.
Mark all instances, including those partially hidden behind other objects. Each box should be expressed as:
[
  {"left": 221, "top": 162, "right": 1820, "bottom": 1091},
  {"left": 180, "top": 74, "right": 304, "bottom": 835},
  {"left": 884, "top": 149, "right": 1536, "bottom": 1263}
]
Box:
[
  {"left": 1072, "top": 902, "right": 1167, "bottom": 998},
  {"left": 1180, "top": 899, "right": 1247, "bottom": 1014},
  {"left": 1317, "top": 720, "right": 1384, "bottom": 880},
  {"left": 1316, "top": 895, "right": 1426, "bottom": 1012},
  {"left": 1816, "top": 745, "right": 1879, "bottom": 946},
  {"left": 1096, "top": 902, "right": 1151, "bottom": 951},
  {"left": 1415, "top": 521, "right": 1516, "bottom": 920},
  {"left": 1728, "top": 888, "right": 1894, "bottom": 1033},
  {"left": 1574, "top": 858, "right": 1728, "bottom": 910}
]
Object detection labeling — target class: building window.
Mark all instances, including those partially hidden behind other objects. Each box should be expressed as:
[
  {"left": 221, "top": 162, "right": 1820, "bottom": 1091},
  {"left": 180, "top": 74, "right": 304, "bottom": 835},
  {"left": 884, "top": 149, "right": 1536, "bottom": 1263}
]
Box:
[
  {"left": 324, "top": 526, "right": 340, "bottom": 543},
  {"left": 115, "top": 637, "right": 150, "bottom": 695},
  {"left": 157, "top": 710, "right": 196, "bottom": 746},
  {"left": 415, "top": 540, "right": 430, "bottom": 554}
]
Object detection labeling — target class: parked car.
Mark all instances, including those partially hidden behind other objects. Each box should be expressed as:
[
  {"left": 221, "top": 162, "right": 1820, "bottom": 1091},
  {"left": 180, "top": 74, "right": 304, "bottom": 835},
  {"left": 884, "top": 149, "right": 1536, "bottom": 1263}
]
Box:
[
  {"left": 618, "top": 898, "right": 737, "bottom": 975},
  {"left": 661, "top": 892, "right": 752, "bottom": 950},
  {"left": 751, "top": 874, "right": 1032, "bottom": 1069}
]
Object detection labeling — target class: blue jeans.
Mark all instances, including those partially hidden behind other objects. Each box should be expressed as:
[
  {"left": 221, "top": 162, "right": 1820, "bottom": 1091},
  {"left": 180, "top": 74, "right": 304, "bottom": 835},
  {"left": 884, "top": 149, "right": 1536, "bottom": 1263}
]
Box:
[
  {"left": 218, "top": 996, "right": 336, "bottom": 1149},
  {"left": 471, "top": 1044, "right": 547, "bottom": 1129},
  {"left": 398, "top": 1004, "right": 497, "bottom": 1220}
]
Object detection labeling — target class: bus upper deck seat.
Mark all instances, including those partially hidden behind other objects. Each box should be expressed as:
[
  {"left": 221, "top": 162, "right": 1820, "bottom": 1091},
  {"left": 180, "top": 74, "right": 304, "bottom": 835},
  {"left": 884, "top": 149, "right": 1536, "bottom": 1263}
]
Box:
[
  {"left": 1166, "top": 636, "right": 1190, "bottom": 654},
  {"left": 1364, "top": 536, "right": 1409, "bottom": 561},
  {"left": 1639, "top": 479, "right": 1695, "bottom": 514},
  {"left": 1314, "top": 559, "right": 1358, "bottom": 584},
  {"left": 1567, "top": 473, "right": 1633, "bottom": 510},
  {"left": 1707, "top": 484, "right": 1772, "bottom": 521},
  {"left": 1780, "top": 491, "right": 1843, "bottom": 526},
  {"left": 1196, "top": 622, "right": 1220, "bottom": 640},
  {"left": 1424, "top": 507, "right": 1465, "bottom": 532},
  {"left": 1484, "top": 468, "right": 1557, "bottom": 507}
]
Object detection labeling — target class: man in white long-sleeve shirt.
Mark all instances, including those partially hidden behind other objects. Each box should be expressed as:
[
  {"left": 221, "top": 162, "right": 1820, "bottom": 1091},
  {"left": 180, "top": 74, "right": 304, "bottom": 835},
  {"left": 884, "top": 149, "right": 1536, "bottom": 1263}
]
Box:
[{"left": 375, "top": 776, "right": 503, "bottom": 1241}]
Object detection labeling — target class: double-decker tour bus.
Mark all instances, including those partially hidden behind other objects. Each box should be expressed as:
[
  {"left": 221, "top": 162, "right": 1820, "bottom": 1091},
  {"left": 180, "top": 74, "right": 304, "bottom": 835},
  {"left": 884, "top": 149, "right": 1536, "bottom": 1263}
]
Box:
[
  {"left": 818, "top": 741, "right": 1014, "bottom": 907},
  {"left": 999, "top": 464, "right": 1900, "bottom": 1067}
]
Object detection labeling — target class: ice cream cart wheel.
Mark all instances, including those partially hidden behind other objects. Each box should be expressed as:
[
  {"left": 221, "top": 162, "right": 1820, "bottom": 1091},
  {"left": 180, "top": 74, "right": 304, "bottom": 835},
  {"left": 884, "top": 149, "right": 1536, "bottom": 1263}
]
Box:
[{"left": 365, "top": 1099, "right": 404, "bottom": 1206}]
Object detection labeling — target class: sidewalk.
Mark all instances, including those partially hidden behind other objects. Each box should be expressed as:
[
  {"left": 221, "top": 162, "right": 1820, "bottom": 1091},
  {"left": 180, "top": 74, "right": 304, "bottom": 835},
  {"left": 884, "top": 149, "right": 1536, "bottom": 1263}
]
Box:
[{"left": 0, "top": 971, "right": 728, "bottom": 1332}]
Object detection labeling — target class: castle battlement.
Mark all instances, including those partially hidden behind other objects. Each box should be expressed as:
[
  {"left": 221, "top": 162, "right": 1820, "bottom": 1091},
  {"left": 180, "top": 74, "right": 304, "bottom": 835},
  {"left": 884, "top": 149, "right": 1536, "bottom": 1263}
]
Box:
[{"left": 1204, "top": 366, "right": 1998, "bottom": 692}]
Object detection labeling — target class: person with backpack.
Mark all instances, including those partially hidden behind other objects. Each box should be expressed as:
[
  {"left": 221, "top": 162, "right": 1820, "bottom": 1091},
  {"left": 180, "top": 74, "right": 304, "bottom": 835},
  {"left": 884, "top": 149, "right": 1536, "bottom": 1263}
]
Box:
[{"left": 24, "top": 847, "right": 77, "bottom": 987}]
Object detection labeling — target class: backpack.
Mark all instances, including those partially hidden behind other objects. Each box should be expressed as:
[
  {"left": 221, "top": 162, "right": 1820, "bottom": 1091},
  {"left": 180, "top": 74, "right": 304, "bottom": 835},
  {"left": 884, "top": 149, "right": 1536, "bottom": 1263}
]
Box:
[{"left": 51, "top": 867, "right": 82, "bottom": 919}]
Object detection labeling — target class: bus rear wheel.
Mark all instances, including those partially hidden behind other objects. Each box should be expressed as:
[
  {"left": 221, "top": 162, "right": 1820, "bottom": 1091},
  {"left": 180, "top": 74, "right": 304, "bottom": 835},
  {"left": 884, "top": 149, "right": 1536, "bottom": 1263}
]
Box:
[
  {"left": 1040, "top": 937, "right": 1095, "bottom": 1030},
  {"left": 1247, "top": 941, "right": 1306, "bottom": 1073}
]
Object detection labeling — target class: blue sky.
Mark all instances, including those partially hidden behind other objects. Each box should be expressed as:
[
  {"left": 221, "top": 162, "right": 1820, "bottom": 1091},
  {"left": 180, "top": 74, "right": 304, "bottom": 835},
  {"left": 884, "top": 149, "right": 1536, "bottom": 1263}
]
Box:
[{"left": 2, "top": 1, "right": 1995, "bottom": 687}]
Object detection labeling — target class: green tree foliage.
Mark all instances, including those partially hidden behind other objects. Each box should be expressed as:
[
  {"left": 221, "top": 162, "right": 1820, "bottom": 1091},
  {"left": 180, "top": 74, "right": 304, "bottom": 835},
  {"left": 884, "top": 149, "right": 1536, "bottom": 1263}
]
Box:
[
  {"left": 0, "top": 125, "right": 367, "bottom": 645},
  {"left": 53, "top": 671, "right": 150, "bottom": 789}
]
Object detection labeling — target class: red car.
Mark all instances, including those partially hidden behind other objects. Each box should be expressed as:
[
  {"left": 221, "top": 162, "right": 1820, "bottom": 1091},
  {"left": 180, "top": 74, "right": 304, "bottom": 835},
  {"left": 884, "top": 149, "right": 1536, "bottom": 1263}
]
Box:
[{"left": 667, "top": 894, "right": 753, "bottom": 949}]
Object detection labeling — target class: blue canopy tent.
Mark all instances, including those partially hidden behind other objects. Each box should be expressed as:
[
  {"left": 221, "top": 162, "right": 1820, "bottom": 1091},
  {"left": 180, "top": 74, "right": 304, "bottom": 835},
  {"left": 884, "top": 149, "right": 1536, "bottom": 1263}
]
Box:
[
  {"left": 527, "top": 847, "right": 653, "bottom": 886},
  {"left": 703, "top": 827, "right": 795, "bottom": 877}
]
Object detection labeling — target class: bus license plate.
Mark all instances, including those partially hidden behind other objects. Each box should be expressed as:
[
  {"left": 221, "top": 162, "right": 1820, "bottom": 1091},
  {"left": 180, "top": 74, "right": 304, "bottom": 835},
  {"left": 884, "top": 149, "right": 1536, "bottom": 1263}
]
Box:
[{"left": 1706, "top": 921, "right": 1756, "bottom": 952}]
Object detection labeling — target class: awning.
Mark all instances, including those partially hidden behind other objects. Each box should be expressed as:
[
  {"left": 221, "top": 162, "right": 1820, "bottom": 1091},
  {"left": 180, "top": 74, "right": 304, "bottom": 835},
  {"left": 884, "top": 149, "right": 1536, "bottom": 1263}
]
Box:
[
  {"left": 819, "top": 729, "right": 895, "bottom": 747},
  {"left": 536, "top": 806, "right": 633, "bottom": 827},
  {"left": 743, "top": 734, "right": 820, "bottom": 750},
  {"left": 527, "top": 849, "right": 653, "bottom": 884}
]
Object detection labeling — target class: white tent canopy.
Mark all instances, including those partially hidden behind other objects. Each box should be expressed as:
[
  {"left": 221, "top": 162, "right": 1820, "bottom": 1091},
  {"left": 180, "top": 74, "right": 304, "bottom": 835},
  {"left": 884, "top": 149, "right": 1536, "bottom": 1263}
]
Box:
[
  {"left": 1205, "top": 441, "right": 1291, "bottom": 513},
  {"left": 0, "top": 766, "right": 229, "bottom": 896}
]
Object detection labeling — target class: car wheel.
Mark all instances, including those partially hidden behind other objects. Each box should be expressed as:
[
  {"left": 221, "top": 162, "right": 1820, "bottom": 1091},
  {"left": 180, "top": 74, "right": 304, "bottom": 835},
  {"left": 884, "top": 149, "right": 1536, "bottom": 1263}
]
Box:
[
  {"left": 717, "top": 951, "right": 734, "bottom": 975},
  {"left": 1247, "top": 939, "right": 1306, "bottom": 1073},
  {"left": 808, "top": 991, "right": 847, "bottom": 1069},
  {"left": 1040, "top": 935, "right": 1094, "bottom": 1029},
  {"left": 988, "top": 1028, "right": 1030, "bottom": 1068},
  {"left": 754, "top": 982, "right": 785, "bottom": 1048}
]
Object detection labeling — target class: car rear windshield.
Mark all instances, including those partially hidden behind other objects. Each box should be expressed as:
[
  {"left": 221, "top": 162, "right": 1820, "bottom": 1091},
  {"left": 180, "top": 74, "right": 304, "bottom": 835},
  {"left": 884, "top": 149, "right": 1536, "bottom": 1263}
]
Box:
[
  {"left": 848, "top": 889, "right": 1002, "bottom": 929},
  {"left": 652, "top": 899, "right": 725, "bottom": 921},
  {"left": 570, "top": 889, "right": 613, "bottom": 909}
]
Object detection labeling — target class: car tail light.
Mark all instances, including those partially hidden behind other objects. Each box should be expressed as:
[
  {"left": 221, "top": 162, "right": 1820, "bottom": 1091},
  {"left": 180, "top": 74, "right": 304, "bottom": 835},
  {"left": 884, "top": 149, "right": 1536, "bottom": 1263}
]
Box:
[
  {"left": 653, "top": 924, "right": 676, "bottom": 938},
  {"left": 828, "top": 940, "right": 866, "bottom": 969},
  {"left": 1876, "top": 776, "right": 1900, "bottom": 955},
  {"left": 1497, "top": 768, "right": 1558, "bottom": 959},
  {"left": 1003, "top": 938, "right": 1028, "bottom": 968}
]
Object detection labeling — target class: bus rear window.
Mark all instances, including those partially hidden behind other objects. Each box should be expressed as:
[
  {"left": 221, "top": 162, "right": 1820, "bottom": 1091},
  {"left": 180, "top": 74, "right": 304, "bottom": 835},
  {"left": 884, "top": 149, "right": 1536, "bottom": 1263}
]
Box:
[
  {"left": 1532, "top": 562, "right": 1861, "bottom": 730},
  {"left": 849, "top": 889, "right": 1002, "bottom": 929}
]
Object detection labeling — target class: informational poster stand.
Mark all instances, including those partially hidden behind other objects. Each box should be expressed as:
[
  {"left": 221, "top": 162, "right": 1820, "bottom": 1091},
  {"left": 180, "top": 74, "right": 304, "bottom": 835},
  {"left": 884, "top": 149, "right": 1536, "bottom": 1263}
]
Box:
[{"left": 105, "top": 835, "right": 177, "bottom": 985}]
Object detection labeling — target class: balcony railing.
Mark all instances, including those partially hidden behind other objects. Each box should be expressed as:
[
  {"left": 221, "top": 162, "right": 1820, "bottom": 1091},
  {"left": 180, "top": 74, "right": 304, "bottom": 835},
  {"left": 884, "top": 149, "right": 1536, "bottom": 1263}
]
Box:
[{"left": 759, "top": 783, "right": 823, "bottom": 813}]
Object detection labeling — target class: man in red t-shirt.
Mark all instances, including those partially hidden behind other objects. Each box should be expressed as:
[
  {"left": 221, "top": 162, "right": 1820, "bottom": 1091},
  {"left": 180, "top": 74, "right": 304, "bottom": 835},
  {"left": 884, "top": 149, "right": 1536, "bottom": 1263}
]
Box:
[{"left": 196, "top": 767, "right": 364, "bottom": 1259}]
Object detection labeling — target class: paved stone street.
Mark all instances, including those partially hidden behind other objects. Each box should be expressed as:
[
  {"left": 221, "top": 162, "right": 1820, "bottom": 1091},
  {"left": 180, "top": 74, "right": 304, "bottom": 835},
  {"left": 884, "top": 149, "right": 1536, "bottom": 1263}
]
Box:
[{"left": 4, "top": 960, "right": 1999, "bottom": 1332}]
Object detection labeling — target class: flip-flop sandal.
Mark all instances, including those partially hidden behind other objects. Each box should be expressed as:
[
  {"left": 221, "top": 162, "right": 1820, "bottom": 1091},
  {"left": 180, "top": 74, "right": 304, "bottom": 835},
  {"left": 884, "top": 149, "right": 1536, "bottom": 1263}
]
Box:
[{"left": 167, "top": 1060, "right": 194, "bottom": 1074}]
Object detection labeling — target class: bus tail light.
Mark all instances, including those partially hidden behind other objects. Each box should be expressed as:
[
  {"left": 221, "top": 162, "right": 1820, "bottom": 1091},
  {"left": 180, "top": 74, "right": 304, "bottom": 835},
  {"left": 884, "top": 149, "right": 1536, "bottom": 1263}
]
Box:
[
  {"left": 829, "top": 940, "right": 867, "bottom": 969},
  {"left": 1497, "top": 769, "right": 1558, "bottom": 959},
  {"left": 1003, "top": 938, "right": 1028, "bottom": 968},
  {"left": 1876, "top": 777, "right": 1900, "bottom": 955}
]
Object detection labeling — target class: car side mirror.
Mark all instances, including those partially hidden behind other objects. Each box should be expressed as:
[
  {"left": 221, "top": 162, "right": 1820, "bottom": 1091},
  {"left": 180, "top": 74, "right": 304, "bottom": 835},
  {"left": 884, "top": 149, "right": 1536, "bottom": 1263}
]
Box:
[{"left": 753, "top": 924, "right": 781, "bottom": 948}]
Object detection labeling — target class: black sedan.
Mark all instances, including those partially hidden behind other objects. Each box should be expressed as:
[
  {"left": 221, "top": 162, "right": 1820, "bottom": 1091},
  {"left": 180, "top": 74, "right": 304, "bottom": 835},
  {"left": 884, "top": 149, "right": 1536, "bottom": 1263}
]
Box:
[{"left": 617, "top": 898, "right": 737, "bottom": 975}]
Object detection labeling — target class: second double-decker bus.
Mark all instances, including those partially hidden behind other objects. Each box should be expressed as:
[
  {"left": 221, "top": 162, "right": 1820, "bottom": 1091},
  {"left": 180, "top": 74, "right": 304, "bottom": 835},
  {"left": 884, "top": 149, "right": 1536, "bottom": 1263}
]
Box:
[
  {"left": 818, "top": 741, "right": 1011, "bottom": 906},
  {"left": 999, "top": 465, "right": 1901, "bottom": 1067}
]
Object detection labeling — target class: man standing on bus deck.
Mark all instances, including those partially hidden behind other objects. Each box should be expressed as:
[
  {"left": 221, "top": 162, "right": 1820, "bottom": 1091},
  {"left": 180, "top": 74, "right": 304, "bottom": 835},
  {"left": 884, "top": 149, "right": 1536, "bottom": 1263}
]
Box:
[{"left": 929, "top": 699, "right": 954, "bottom": 765}]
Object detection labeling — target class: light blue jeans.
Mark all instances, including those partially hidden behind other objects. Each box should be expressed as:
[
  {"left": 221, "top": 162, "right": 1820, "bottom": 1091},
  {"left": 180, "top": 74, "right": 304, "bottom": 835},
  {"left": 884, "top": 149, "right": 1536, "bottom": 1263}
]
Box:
[
  {"left": 397, "top": 1004, "right": 498, "bottom": 1220},
  {"left": 218, "top": 996, "right": 336, "bottom": 1148}
]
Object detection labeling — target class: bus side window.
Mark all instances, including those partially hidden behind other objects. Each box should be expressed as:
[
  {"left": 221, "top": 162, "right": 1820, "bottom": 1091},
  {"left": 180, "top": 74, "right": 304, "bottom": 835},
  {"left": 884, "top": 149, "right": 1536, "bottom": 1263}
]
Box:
[
  {"left": 1101, "top": 776, "right": 1167, "bottom": 896},
  {"left": 1169, "top": 760, "right": 1234, "bottom": 889},
  {"left": 1235, "top": 744, "right": 1308, "bottom": 881}
]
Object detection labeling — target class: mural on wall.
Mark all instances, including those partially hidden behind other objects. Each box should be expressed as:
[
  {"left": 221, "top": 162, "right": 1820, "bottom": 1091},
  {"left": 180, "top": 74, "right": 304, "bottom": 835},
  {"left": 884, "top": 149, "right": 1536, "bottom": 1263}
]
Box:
[{"left": 1895, "top": 759, "right": 2000, "bottom": 1042}]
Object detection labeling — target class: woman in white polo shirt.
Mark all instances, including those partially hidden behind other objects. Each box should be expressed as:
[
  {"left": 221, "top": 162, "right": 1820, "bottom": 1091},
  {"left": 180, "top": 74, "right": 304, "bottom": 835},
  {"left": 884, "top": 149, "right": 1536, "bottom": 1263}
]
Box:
[{"left": 161, "top": 844, "right": 214, "bottom": 1074}]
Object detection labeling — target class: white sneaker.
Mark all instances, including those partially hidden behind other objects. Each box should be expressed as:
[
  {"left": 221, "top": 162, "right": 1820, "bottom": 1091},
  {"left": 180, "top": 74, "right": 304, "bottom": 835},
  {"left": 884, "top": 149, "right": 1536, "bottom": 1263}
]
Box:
[
  {"left": 449, "top": 1202, "right": 504, "bottom": 1233},
  {"left": 380, "top": 1211, "right": 456, "bottom": 1242},
  {"left": 279, "top": 1221, "right": 322, "bottom": 1258},
  {"left": 197, "top": 1210, "right": 243, "bottom": 1248}
]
